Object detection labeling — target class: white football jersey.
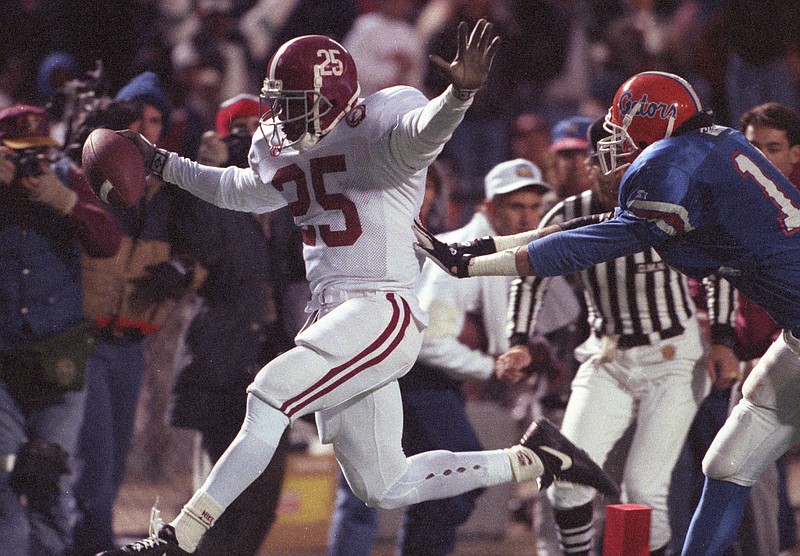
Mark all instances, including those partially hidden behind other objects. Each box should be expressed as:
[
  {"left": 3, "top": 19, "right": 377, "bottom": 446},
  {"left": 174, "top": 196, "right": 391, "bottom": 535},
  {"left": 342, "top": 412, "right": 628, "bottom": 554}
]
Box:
[
  {"left": 250, "top": 87, "right": 427, "bottom": 296},
  {"left": 163, "top": 85, "right": 471, "bottom": 303}
]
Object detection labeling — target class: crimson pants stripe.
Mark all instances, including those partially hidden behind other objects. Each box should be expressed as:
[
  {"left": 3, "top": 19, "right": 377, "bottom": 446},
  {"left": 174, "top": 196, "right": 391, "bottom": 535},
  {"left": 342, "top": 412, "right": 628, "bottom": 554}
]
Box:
[
  {"left": 279, "top": 293, "right": 401, "bottom": 411},
  {"left": 281, "top": 293, "right": 412, "bottom": 417}
]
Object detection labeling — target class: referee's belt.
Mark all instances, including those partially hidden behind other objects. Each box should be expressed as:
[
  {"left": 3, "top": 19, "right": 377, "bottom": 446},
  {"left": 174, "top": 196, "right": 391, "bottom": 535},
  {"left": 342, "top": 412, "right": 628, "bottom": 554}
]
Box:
[{"left": 615, "top": 325, "right": 684, "bottom": 349}]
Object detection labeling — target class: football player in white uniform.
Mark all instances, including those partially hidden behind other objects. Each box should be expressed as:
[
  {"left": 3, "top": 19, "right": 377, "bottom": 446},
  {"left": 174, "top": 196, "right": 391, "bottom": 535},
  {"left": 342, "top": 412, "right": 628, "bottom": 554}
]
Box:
[{"left": 102, "top": 19, "right": 616, "bottom": 555}]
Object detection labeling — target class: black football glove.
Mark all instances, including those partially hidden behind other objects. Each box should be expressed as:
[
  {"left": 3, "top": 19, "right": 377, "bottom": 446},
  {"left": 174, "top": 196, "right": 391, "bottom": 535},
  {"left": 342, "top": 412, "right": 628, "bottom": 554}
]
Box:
[
  {"left": 9, "top": 440, "right": 70, "bottom": 506},
  {"left": 130, "top": 256, "right": 194, "bottom": 307},
  {"left": 412, "top": 219, "right": 474, "bottom": 278},
  {"left": 454, "top": 236, "right": 498, "bottom": 256}
]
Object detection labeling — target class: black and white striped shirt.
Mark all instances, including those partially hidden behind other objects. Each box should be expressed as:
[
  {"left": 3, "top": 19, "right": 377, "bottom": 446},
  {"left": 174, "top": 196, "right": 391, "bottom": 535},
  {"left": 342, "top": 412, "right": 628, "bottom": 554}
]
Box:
[
  {"left": 702, "top": 274, "right": 737, "bottom": 343},
  {"left": 508, "top": 190, "right": 696, "bottom": 347}
]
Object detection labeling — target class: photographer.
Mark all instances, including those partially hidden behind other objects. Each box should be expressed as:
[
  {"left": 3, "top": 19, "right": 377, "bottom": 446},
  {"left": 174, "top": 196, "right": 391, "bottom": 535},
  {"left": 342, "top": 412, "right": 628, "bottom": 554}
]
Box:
[
  {"left": 196, "top": 93, "right": 261, "bottom": 168},
  {"left": 0, "top": 104, "right": 121, "bottom": 555}
]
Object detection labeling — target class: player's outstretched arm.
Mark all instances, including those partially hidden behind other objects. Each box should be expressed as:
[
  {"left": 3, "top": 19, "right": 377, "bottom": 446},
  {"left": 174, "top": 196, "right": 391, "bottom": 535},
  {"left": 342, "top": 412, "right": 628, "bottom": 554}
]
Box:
[
  {"left": 393, "top": 19, "right": 501, "bottom": 171},
  {"left": 412, "top": 219, "right": 536, "bottom": 277},
  {"left": 412, "top": 212, "right": 614, "bottom": 278},
  {"left": 430, "top": 18, "right": 500, "bottom": 99},
  {"left": 116, "top": 129, "right": 284, "bottom": 213},
  {"left": 414, "top": 212, "right": 611, "bottom": 258}
]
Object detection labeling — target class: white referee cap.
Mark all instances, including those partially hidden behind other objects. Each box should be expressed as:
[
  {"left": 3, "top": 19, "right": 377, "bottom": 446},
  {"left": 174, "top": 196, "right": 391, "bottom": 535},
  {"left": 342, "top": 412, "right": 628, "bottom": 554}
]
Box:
[{"left": 484, "top": 158, "right": 551, "bottom": 201}]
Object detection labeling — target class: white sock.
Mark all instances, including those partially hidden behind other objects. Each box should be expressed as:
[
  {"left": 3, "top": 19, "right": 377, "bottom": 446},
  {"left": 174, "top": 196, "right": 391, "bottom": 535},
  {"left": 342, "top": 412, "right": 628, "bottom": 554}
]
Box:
[
  {"left": 170, "top": 394, "right": 289, "bottom": 551},
  {"left": 170, "top": 490, "right": 224, "bottom": 552},
  {"left": 377, "top": 449, "right": 515, "bottom": 509}
]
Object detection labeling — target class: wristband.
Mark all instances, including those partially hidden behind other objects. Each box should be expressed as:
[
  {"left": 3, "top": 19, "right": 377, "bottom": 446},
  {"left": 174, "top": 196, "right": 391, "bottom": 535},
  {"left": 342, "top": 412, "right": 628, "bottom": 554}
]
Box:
[
  {"left": 494, "top": 229, "right": 541, "bottom": 251},
  {"left": 151, "top": 148, "right": 170, "bottom": 179},
  {"left": 451, "top": 86, "right": 477, "bottom": 101},
  {"left": 468, "top": 248, "right": 519, "bottom": 277}
]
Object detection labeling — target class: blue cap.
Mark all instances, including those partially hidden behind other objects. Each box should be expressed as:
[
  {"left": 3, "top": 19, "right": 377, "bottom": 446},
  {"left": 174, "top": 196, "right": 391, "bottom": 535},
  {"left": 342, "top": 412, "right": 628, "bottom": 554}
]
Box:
[
  {"left": 37, "top": 51, "right": 79, "bottom": 103},
  {"left": 551, "top": 116, "right": 594, "bottom": 152},
  {"left": 115, "top": 71, "right": 171, "bottom": 121}
]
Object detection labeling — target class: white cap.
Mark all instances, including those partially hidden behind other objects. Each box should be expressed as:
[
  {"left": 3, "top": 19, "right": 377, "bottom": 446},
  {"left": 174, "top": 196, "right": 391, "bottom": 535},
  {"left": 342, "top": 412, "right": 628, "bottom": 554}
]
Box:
[{"left": 484, "top": 158, "right": 551, "bottom": 201}]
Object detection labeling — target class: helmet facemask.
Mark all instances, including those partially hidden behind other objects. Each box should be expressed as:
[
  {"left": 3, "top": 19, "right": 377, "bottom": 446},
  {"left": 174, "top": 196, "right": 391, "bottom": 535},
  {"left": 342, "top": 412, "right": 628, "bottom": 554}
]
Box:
[
  {"left": 597, "top": 106, "right": 638, "bottom": 176},
  {"left": 259, "top": 78, "right": 335, "bottom": 154},
  {"left": 597, "top": 98, "right": 680, "bottom": 176}
]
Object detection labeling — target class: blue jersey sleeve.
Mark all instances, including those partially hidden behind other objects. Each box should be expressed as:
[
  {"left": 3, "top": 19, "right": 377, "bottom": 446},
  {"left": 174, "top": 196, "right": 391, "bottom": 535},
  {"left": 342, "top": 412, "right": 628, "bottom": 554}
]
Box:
[
  {"left": 619, "top": 141, "right": 707, "bottom": 237},
  {"left": 527, "top": 216, "right": 652, "bottom": 276}
]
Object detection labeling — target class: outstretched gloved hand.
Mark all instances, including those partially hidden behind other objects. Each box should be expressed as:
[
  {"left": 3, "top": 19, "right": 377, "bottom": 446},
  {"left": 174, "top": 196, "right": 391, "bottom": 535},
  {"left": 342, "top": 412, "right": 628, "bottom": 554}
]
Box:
[
  {"left": 412, "top": 219, "right": 472, "bottom": 277},
  {"left": 430, "top": 18, "right": 501, "bottom": 99},
  {"left": 116, "top": 129, "right": 171, "bottom": 179},
  {"left": 116, "top": 129, "right": 156, "bottom": 169}
]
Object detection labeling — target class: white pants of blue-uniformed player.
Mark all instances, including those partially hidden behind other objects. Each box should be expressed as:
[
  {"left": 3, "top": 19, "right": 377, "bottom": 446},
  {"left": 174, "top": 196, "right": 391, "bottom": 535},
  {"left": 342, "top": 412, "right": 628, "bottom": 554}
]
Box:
[
  {"left": 548, "top": 318, "right": 709, "bottom": 551},
  {"left": 703, "top": 330, "right": 800, "bottom": 485}
]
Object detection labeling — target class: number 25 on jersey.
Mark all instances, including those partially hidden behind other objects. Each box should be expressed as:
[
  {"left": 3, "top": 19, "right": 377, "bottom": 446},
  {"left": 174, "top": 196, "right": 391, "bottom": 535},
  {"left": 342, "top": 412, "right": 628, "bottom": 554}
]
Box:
[{"left": 272, "top": 154, "right": 363, "bottom": 247}]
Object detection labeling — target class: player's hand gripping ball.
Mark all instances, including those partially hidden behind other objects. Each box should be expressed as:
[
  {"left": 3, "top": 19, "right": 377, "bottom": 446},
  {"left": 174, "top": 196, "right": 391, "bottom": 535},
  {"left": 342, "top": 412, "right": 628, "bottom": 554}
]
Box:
[{"left": 81, "top": 128, "right": 146, "bottom": 206}]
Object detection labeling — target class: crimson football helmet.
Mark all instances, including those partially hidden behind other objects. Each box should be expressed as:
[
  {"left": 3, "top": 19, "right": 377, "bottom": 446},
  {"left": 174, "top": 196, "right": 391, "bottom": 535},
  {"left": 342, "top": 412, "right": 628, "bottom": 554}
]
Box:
[
  {"left": 597, "top": 71, "right": 703, "bottom": 175},
  {"left": 260, "top": 35, "right": 360, "bottom": 154}
]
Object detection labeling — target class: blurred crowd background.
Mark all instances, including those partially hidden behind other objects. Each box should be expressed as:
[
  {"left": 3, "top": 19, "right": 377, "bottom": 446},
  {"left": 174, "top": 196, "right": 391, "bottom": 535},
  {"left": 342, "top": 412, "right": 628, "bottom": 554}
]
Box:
[
  {"left": 3, "top": 0, "right": 799, "bottom": 225},
  {"left": 3, "top": 1, "right": 800, "bottom": 554}
]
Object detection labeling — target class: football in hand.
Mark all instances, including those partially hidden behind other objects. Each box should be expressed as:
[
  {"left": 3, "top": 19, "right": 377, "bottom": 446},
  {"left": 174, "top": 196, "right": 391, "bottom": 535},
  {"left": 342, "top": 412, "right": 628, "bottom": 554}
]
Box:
[{"left": 81, "top": 128, "right": 146, "bottom": 206}]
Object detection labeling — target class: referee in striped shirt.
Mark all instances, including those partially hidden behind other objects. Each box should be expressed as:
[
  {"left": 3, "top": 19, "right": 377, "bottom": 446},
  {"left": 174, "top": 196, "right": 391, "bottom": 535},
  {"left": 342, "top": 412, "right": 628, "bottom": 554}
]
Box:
[{"left": 498, "top": 118, "right": 710, "bottom": 556}]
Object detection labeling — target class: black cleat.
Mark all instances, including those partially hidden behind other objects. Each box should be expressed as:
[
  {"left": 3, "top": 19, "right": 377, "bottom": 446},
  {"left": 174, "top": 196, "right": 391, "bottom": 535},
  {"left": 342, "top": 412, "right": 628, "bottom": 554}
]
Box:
[
  {"left": 96, "top": 507, "right": 190, "bottom": 556},
  {"left": 520, "top": 418, "right": 619, "bottom": 497}
]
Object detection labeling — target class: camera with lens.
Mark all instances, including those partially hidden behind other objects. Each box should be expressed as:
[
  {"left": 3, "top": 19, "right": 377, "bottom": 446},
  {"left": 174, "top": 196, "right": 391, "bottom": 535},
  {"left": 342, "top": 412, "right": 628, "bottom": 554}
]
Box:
[
  {"left": 13, "top": 148, "right": 45, "bottom": 179},
  {"left": 223, "top": 127, "right": 253, "bottom": 169}
]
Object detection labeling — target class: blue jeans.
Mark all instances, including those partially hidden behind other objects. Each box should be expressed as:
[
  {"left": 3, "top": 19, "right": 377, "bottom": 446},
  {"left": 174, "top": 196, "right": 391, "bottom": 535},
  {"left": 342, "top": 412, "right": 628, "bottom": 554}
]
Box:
[
  {"left": 328, "top": 474, "right": 380, "bottom": 556},
  {"left": 328, "top": 371, "right": 484, "bottom": 556},
  {"left": 69, "top": 336, "right": 146, "bottom": 554},
  {"left": 0, "top": 380, "right": 86, "bottom": 555}
]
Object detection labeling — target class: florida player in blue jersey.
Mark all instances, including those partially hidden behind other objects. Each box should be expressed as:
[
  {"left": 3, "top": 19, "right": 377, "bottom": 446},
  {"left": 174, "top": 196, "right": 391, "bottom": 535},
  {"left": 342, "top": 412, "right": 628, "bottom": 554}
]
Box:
[{"left": 414, "top": 70, "right": 800, "bottom": 556}]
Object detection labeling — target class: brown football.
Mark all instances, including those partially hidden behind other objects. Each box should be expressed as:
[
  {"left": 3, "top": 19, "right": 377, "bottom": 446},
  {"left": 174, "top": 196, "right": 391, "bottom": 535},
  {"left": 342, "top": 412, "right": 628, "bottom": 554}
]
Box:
[{"left": 81, "top": 128, "right": 146, "bottom": 206}]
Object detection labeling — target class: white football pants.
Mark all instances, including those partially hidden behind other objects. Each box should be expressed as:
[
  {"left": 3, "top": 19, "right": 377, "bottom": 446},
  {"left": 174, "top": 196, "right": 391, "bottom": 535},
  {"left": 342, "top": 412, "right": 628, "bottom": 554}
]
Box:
[
  {"left": 199, "top": 292, "right": 514, "bottom": 511},
  {"left": 703, "top": 330, "right": 800, "bottom": 485},
  {"left": 548, "top": 320, "right": 709, "bottom": 550}
]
